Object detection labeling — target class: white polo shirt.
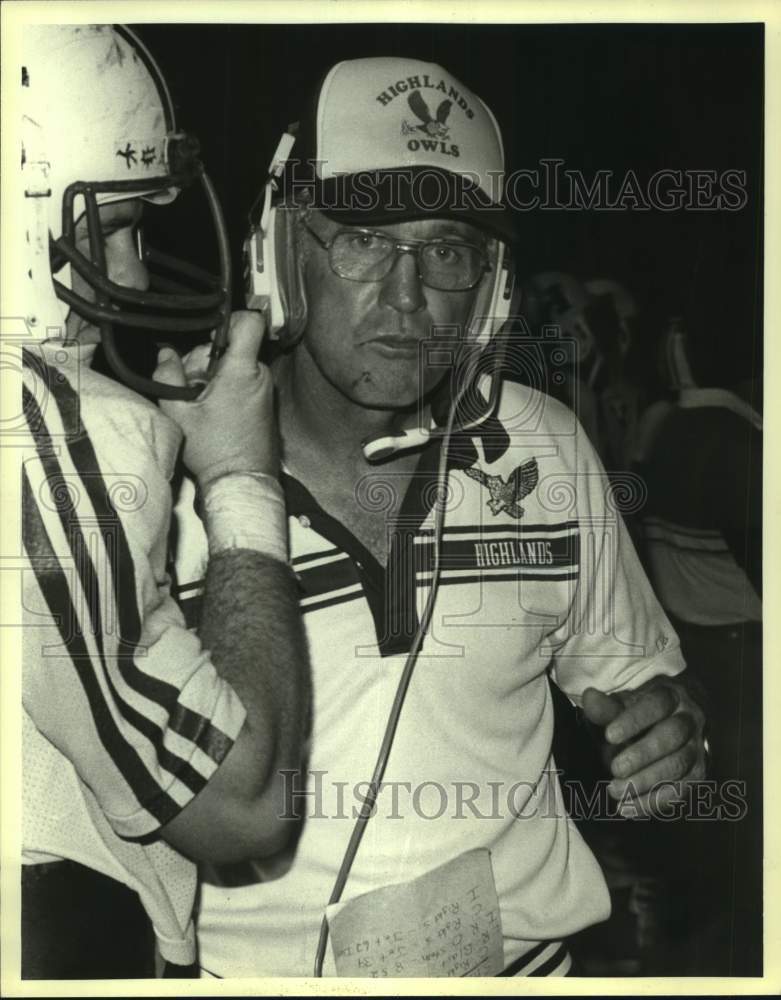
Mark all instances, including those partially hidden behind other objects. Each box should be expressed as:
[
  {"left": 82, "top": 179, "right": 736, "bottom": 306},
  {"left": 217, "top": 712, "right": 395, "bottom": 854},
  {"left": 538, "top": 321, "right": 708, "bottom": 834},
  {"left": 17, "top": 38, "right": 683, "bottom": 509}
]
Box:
[{"left": 173, "top": 379, "right": 685, "bottom": 977}]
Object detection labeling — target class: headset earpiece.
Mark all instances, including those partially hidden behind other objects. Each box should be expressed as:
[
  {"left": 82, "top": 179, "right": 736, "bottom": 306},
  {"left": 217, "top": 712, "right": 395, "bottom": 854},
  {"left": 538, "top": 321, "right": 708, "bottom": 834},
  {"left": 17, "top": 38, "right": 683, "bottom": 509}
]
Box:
[
  {"left": 243, "top": 130, "right": 300, "bottom": 339},
  {"left": 469, "top": 241, "right": 514, "bottom": 346},
  {"left": 245, "top": 201, "right": 285, "bottom": 337}
]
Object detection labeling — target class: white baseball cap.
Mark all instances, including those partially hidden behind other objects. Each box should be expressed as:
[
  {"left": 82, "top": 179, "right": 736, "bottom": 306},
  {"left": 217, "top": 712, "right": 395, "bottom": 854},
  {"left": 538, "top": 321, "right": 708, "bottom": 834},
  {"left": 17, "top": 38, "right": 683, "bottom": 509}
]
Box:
[{"left": 279, "top": 56, "right": 516, "bottom": 243}]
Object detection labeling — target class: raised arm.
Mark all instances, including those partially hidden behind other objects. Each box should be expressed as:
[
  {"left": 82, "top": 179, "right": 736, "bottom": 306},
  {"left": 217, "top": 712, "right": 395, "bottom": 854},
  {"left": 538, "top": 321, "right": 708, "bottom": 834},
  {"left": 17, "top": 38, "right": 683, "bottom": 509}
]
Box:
[{"left": 155, "top": 313, "right": 310, "bottom": 863}]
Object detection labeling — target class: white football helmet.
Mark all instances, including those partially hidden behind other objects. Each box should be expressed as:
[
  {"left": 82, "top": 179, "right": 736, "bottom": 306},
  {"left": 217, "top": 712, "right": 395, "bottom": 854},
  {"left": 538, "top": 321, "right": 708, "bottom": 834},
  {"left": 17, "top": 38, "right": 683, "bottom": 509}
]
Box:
[{"left": 16, "top": 24, "right": 231, "bottom": 399}]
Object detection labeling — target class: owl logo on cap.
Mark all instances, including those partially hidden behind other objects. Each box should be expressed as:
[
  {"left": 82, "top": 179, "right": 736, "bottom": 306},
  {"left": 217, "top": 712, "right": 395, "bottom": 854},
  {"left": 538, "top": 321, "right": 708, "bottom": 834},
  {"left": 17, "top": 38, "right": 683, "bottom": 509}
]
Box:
[{"left": 401, "top": 91, "right": 452, "bottom": 138}]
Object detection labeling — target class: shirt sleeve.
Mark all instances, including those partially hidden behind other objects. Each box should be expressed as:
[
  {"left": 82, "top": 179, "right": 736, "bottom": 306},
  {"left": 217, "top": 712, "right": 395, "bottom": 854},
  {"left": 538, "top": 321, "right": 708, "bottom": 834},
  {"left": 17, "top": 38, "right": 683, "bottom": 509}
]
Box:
[
  {"left": 549, "top": 420, "right": 686, "bottom": 704},
  {"left": 21, "top": 351, "right": 247, "bottom": 841}
]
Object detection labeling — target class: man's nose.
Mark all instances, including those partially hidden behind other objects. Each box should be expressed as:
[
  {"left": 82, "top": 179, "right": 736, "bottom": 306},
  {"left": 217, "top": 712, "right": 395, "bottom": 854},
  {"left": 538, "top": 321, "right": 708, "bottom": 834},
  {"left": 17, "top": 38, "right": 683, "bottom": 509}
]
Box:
[
  {"left": 107, "top": 231, "right": 150, "bottom": 292},
  {"left": 377, "top": 248, "right": 426, "bottom": 313}
]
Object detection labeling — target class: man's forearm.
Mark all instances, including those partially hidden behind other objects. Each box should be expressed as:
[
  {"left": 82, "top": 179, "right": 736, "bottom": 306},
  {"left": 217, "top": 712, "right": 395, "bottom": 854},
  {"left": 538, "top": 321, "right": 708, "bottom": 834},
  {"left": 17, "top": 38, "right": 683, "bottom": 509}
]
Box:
[
  {"left": 160, "top": 545, "right": 310, "bottom": 862},
  {"left": 200, "top": 546, "right": 310, "bottom": 791},
  {"left": 155, "top": 319, "right": 310, "bottom": 861}
]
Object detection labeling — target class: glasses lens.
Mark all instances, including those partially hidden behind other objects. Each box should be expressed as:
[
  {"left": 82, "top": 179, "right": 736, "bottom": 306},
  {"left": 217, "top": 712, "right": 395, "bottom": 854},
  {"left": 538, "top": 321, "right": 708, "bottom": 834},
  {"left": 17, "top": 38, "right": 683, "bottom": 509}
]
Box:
[
  {"left": 420, "top": 242, "right": 485, "bottom": 290},
  {"left": 330, "top": 231, "right": 395, "bottom": 281},
  {"left": 327, "top": 230, "right": 487, "bottom": 290}
]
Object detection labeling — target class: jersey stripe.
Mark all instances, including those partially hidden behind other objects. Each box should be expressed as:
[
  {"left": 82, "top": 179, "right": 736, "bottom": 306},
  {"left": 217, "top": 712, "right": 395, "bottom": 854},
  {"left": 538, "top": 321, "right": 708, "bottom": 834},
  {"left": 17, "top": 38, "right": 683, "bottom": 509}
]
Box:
[
  {"left": 419, "top": 572, "right": 579, "bottom": 586},
  {"left": 435, "top": 520, "right": 580, "bottom": 535},
  {"left": 295, "top": 555, "right": 360, "bottom": 600},
  {"left": 643, "top": 518, "right": 730, "bottom": 553},
  {"left": 23, "top": 382, "right": 210, "bottom": 795},
  {"left": 500, "top": 941, "right": 572, "bottom": 976},
  {"left": 22, "top": 466, "right": 181, "bottom": 827},
  {"left": 300, "top": 584, "right": 365, "bottom": 614},
  {"left": 177, "top": 593, "right": 204, "bottom": 630},
  {"left": 24, "top": 351, "right": 233, "bottom": 764},
  {"left": 292, "top": 546, "right": 343, "bottom": 567},
  {"left": 643, "top": 515, "right": 732, "bottom": 539},
  {"left": 528, "top": 942, "right": 571, "bottom": 976}
]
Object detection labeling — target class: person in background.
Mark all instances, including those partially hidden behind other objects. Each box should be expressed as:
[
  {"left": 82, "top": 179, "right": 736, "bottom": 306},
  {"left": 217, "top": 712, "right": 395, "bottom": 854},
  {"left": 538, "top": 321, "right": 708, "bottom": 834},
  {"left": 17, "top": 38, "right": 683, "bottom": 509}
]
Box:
[
  {"left": 632, "top": 255, "right": 762, "bottom": 974},
  {"left": 520, "top": 271, "right": 645, "bottom": 478}
]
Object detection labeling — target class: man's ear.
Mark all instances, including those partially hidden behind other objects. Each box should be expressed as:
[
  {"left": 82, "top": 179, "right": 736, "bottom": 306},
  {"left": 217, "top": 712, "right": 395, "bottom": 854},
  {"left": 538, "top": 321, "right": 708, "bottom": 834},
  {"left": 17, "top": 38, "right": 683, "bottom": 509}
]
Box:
[{"left": 276, "top": 206, "right": 308, "bottom": 348}]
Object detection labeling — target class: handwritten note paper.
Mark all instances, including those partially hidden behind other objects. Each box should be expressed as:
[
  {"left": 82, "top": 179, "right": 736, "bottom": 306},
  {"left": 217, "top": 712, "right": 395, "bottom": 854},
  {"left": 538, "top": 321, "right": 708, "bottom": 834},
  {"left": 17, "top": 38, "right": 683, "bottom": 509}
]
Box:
[{"left": 327, "top": 848, "right": 504, "bottom": 977}]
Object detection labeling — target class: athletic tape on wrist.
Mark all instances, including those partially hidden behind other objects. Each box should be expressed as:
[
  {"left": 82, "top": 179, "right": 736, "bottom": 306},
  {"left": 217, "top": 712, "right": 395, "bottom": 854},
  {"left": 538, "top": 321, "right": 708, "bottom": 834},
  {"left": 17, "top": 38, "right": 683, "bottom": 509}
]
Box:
[{"left": 202, "top": 472, "right": 288, "bottom": 563}]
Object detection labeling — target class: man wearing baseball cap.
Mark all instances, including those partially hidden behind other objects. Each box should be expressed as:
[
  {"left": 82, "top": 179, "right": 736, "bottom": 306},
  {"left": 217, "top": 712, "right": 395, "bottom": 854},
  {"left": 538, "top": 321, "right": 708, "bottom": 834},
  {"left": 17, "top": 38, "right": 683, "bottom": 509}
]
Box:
[{"left": 172, "top": 57, "right": 707, "bottom": 978}]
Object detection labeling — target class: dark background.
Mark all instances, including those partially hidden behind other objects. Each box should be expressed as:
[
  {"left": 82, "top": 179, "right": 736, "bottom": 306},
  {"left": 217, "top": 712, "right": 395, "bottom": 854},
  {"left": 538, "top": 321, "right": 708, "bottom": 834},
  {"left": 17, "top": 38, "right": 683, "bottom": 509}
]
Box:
[{"left": 136, "top": 20, "right": 763, "bottom": 382}]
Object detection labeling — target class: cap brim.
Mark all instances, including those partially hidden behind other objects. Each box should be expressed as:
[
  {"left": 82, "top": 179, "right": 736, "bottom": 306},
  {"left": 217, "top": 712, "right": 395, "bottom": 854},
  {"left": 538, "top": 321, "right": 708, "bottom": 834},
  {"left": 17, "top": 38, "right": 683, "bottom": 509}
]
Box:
[{"left": 283, "top": 166, "right": 517, "bottom": 245}]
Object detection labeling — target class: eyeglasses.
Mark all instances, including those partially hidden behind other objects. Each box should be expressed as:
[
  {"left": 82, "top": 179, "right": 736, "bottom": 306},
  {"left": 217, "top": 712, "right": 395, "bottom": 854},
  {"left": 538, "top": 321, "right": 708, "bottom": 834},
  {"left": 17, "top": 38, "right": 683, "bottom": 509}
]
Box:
[{"left": 301, "top": 219, "right": 491, "bottom": 292}]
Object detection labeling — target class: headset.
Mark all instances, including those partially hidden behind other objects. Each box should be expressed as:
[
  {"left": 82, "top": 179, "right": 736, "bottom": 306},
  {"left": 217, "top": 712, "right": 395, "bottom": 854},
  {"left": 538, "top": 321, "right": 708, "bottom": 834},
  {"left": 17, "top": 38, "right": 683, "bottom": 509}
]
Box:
[
  {"left": 244, "top": 130, "right": 517, "bottom": 462},
  {"left": 244, "top": 130, "right": 299, "bottom": 337}
]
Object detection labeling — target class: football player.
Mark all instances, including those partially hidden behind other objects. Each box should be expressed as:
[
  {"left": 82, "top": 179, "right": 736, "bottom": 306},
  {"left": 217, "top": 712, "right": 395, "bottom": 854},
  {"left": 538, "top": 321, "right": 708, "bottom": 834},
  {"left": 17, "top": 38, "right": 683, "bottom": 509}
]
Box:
[{"left": 15, "top": 24, "right": 308, "bottom": 978}]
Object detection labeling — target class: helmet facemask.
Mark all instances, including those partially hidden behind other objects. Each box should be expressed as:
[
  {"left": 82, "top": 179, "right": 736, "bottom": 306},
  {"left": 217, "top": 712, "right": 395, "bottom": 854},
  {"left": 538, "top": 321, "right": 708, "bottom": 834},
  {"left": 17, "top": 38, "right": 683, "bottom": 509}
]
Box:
[
  {"left": 21, "top": 25, "right": 232, "bottom": 400},
  {"left": 50, "top": 152, "right": 232, "bottom": 400}
]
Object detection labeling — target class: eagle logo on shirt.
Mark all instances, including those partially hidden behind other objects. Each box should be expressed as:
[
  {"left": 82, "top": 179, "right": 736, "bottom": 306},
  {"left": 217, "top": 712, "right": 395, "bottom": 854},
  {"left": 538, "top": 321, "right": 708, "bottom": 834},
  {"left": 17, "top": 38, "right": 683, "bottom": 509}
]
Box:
[{"left": 465, "top": 459, "right": 539, "bottom": 519}]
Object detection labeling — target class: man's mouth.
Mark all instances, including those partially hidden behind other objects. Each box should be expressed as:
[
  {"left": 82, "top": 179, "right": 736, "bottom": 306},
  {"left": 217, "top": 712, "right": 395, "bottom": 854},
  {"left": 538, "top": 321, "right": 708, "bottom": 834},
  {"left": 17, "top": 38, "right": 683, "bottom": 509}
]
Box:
[{"left": 367, "top": 335, "right": 423, "bottom": 358}]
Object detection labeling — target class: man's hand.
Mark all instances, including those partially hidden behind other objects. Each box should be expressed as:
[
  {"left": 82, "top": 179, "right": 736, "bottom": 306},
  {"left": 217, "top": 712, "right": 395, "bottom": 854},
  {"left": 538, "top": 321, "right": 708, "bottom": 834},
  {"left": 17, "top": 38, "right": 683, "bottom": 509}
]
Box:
[
  {"left": 581, "top": 673, "right": 707, "bottom": 817},
  {"left": 154, "top": 311, "right": 278, "bottom": 488}
]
